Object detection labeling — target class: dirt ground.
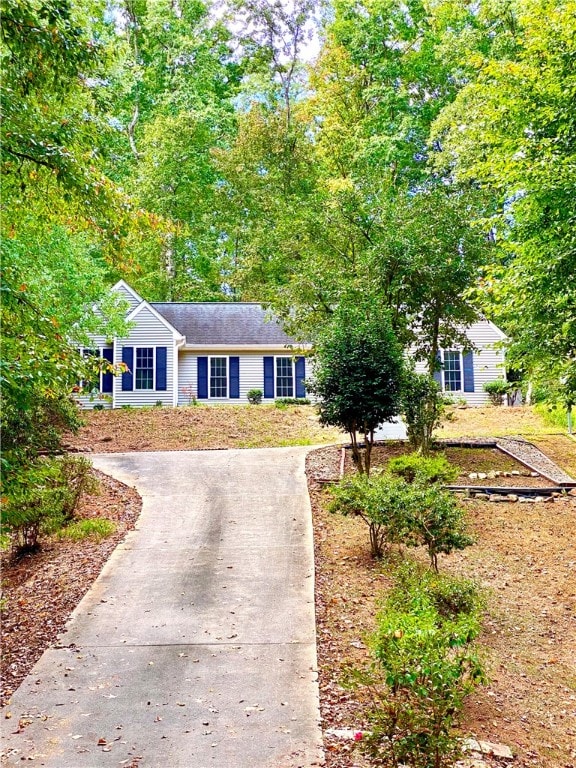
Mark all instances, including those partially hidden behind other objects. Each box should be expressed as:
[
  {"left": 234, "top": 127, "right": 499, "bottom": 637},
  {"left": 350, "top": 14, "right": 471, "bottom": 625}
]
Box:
[
  {"left": 308, "top": 443, "right": 576, "bottom": 768},
  {"left": 66, "top": 403, "right": 343, "bottom": 451},
  {"left": 3, "top": 405, "right": 575, "bottom": 767}
]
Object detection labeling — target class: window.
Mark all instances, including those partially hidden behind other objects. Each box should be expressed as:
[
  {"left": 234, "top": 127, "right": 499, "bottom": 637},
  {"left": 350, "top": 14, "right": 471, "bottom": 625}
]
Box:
[
  {"left": 443, "top": 351, "right": 462, "bottom": 392},
  {"left": 81, "top": 348, "right": 100, "bottom": 392},
  {"left": 210, "top": 357, "right": 228, "bottom": 398},
  {"left": 135, "top": 347, "right": 154, "bottom": 390},
  {"left": 80, "top": 347, "right": 113, "bottom": 393},
  {"left": 276, "top": 357, "right": 294, "bottom": 398}
]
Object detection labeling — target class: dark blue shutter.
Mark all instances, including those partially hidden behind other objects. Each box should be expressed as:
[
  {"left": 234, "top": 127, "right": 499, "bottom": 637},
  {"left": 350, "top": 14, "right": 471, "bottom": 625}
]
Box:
[
  {"left": 433, "top": 351, "right": 442, "bottom": 386},
  {"left": 295, "top": 357, "right": 306, "bottom": 398},
  {"left": 122, "top": 346, "right": 133, "bottom": 391},
  {"left": 102, "top": 348, "right": 114, "bottom": 393},
  {"left": 197, "top": 357, "right": 208, "bottom": 399},
  {"left": 263, "top": 356, "right": 274, "bottom": 398},
  {"left": 156, "top": 347, "right": 167, "bottom": 391},
  {"left": 463, "top": 351, "right": 475, "bottom": 393},
  {"left": 229, "top": 356, "right": 240, "bottom": 399}
]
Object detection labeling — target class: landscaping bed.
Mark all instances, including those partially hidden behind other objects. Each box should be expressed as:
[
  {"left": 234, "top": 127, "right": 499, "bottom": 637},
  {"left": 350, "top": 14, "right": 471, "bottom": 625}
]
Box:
[{"left": 307, "top": 443, "right": 576, "bottom": 768}]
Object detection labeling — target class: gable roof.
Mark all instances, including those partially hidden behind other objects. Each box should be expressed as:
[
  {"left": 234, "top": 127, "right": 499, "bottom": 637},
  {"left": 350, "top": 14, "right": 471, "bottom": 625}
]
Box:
[
  {"left": 150, "top": 302, "right": 299, "bottom": 346},
  {"left": 126, "top": 301, "right": 185, "bottom": 341}
]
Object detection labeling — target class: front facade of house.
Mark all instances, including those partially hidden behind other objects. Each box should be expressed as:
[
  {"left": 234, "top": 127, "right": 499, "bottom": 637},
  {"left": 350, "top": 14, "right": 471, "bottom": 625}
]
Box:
[
  {"left": 78, "top": 281, "right": 310, "bottom": 409},
  {"left": 78, "top": 280, "right": 506, "bottom": 409}
]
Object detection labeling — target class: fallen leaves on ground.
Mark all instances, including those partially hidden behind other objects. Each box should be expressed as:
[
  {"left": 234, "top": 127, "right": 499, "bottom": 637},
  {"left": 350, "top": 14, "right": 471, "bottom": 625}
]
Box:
[{"left": 1, "top": 471, "right": 141, "bottom": 707}]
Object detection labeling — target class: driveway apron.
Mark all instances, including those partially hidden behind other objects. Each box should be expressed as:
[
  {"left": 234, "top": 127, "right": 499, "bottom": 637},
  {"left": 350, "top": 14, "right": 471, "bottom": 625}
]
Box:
[{"left": 2, "top": 448, "right": 324, "bottom": 768}]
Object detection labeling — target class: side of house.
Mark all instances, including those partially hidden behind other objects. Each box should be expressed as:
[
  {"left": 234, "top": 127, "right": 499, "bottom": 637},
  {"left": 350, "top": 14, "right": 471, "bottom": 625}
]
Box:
[{"left": 414, "top": 319, "right": 507, "bottom": 406}]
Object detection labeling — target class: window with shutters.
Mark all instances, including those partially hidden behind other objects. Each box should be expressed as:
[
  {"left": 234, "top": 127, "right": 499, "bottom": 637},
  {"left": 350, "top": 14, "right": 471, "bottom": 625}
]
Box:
[
  {"left": 135, "top": 347, "right": 154, "bottom": 390},
  {"left": 276, "top": 357, "right": 294, "bottom": 398},
  {"left": 210, "top": 357, "right": 228, "bottom": 398},
  {"left": 443, "top": 351, "right": 462, "bottom": 392}
]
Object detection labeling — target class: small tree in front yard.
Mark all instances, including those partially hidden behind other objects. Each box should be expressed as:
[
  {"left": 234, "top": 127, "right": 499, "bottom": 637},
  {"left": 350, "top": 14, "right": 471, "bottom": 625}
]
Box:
[
  {"left": 400, "top": 368, "right": 451, "bottom": 455},
  {"left": 308, "top": 303, "right": 403, "bottom": 475}
]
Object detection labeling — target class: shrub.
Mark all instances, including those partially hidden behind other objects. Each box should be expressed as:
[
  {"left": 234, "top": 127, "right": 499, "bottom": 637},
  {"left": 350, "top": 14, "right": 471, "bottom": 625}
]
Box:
[
  {"left": 274, "top": 396, "right": 310, "bottom": 406},
  {"left": 93, "top": 403, "right": 105, "bottom": 411},
  {"left": 406, "top": 485, "right": 474, "bottom": 571},
  {"left": 350, "top": 564, "right": 485, "bottom": 768},
  {"left": 59, "top": 455, "right": 98, "bottom": 522},
  {"left": 330, "top": 473, "right": 415, "bottom": 558},
  {"left": 58, "top": 518, "right": 116, "bottom": 541},
  {"left": 483, "top": 379, "right": 509, "bottom": 405},
  {"left": 307, "top": 302, "right": 403, "bottom": 475},
  {"left": 1, "top": 456, "right": 97, "bottom": 551},
  {"left": 401, "top": 370, "right": 451, "bottom": 455},
  {"left": 1, "top": 460, "right": 68, "bottom": 551},
  {"left": 247, "top": 388, "right": 263, "bottom": 404},
  {"left": 387, "top": 453, "right": 458, "bottom": 485}
]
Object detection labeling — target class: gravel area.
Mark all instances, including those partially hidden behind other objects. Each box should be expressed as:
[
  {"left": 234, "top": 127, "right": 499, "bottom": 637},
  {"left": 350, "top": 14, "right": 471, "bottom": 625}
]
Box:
[{"left": 496, "top": 436, "right": 576, "bottom": 486}]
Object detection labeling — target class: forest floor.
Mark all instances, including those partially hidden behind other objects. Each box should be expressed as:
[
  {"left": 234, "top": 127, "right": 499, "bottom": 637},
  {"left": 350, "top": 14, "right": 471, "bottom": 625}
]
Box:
[{"left": 2, "top": 405, "right": 575, "bottom": 767}]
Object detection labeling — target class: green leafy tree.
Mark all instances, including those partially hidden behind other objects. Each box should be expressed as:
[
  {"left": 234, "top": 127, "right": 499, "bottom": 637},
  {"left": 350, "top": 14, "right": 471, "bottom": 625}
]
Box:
[
  {"left": 432, "top": 0, "right": 576, "bottom": 407},
  {"left": 308, "top": 303, "right": 403, "bottom": 474}
]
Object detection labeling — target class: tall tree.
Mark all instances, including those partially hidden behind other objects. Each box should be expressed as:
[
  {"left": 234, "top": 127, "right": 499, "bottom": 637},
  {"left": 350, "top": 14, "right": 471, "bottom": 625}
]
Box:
[{"left": 432, "top": 0, "right": 576, "bottom": 400}]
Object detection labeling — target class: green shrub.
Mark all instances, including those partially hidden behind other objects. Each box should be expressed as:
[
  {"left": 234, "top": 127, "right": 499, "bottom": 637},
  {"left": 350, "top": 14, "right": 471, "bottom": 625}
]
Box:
[
  {"left": 1, "top": 460, "right": 67, "bottom": 551},
  {"left": 58, "top": 518, "right": 116, "bottom": 541},
  {"left": 350, "top": 563, "right": 485, "bottom": 768},
  {"left": 59, "top": 455, "right": 98, "bottom": 522},
  {"left": 247, "top": 388, "right": 263, "bottom": 405},
  {"left": 389, "top": 561, "right": 484, "bottom": 625},
  {"left": 387, "top": 453, "right": 458, "bottom": 485},
  {"left": 406, "top": 484, "right": 474, "bottom": 571},
  {"left": 483, "top": 379, "right": 509, "bottom": 405},
  {"left": 1, "top": 455, "right": 96, "bottom": 551},
  {"left": 330, "top": 473, "right": 415, "bottom": 558},
  {"left": 93, "top": 403, "right": 105, "bottom": 411},
  {"left": 274, "top": 397, "right": 311, "bottom": 406}
]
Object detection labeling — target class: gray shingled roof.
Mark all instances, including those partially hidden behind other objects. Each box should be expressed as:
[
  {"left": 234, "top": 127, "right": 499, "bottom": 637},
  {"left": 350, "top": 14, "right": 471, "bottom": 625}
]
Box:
[{"left": 150, "top": 302, "right": 299, "bottom": 346}]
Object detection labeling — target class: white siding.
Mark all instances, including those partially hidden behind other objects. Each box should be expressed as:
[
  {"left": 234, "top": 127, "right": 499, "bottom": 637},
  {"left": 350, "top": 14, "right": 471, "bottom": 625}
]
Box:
[
  {"left": 112, "top": 282, "right": 142, "bottom": 312},
  {"left": 113, "top": 306, "right": 176, "bottom": 408},
  {"left": 177, "top": 351, "right": 310, "bottom": 404},
  {"left": 414, "top": 320, "right": 506, "bottom": 406}
]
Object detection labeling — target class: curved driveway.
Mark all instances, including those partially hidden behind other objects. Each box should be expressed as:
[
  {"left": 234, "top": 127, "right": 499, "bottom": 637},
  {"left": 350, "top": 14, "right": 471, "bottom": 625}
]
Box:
[{"left": 2, "top": 448, "right": 324, "bottom": 768}]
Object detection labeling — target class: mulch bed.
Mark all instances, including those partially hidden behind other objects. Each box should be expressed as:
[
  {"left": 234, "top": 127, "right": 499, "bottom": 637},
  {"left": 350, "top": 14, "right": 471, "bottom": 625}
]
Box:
[
  {"left": 0, "top": 471, "right": 141, "bottom": 708},
  {"left": 307, "top": 444, "right": 576, "bottom": 768}
]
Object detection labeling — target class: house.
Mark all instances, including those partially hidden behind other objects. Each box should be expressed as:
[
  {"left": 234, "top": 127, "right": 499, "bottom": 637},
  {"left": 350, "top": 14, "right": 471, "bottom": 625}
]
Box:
[
  {"left": 77, "top": 280, "right": 310, "bottom": 409},
  {"left": 78, "top": 280, "right": 506, "bottom": 408}
]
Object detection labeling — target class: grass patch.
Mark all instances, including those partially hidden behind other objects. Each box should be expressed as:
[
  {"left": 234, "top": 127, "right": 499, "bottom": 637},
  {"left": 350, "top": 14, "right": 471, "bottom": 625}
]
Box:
[
  {"left": 436, "top": 405, "right": 559, "bottom": 438},
  {"left": 57, "top": 518, "right": 116, "bottom": 541}
]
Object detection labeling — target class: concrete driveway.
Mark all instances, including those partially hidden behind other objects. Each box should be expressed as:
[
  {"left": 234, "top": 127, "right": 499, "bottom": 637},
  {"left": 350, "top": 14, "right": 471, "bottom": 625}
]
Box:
[{"left": 2, "top": 448, "right": 324, "bottom": 768}]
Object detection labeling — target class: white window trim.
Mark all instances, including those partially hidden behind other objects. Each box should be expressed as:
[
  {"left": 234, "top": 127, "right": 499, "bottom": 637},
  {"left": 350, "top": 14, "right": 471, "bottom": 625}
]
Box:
[
  {"left": 209, "top": 355, "right": 228, "bottom": 399},
  {"left": 134, "top": 345, "right": 157, "bottom": 392},
  {"left": 441, "top": 349, "right": 464, "bottom": 393},
  {"left": 275, "top": 355, "right": 296, "bottom": 399}
]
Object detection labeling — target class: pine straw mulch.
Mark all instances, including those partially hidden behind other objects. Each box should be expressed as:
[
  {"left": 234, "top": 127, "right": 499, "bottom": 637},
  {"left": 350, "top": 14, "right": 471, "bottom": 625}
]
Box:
[
  {"left": 307, "top": 444, "right": 576, "bottom": 768},
  {"left": 0, "top": 470, "right": 141, "bottom": 708}
]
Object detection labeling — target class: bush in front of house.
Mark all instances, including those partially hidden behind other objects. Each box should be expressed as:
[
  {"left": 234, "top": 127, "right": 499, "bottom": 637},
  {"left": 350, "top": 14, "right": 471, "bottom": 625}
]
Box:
[
  {"left": 330, "top": 465, "right": 472, "bottom": 567},
  {"left": 308, "top": 302, "right": 403, "bottom": 475},
  {"left": 483, "top": 379, "right": 509, "bottom": 405},
  {"left": 274, "top": 396, "right": 310, "bottom": 406},
  {"left": 350, "top": 562, "right": 485, "bottom": 768},
  {"left": 247, "top": 388, "right": 263, "bottom": 404}
]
